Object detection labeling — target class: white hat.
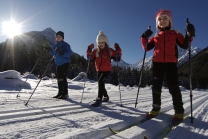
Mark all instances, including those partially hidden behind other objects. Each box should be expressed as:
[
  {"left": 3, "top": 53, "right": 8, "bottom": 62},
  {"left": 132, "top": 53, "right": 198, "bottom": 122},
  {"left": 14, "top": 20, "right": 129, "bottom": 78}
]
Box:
[{"left": 96, "top": 31, "right": 109, "bottom": 45}]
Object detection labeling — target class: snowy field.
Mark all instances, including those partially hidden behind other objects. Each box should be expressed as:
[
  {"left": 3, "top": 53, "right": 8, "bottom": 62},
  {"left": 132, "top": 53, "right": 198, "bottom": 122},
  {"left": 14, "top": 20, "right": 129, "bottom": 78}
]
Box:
[{"left": 0, "top": 70, "right": 207, "bottom": 139}]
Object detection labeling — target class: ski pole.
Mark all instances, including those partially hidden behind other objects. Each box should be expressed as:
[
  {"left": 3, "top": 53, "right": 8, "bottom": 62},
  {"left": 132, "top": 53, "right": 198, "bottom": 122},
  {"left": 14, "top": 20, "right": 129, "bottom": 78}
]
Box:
[
  {"left": 135, "top": 26, "right": 151, "bottom": 108},
  {"left": 17, "top": 48, "right": 46, "bottom": 97},
  {"left": 114, "top": 43, "right": 123, "bottom": 107},
  {"left": 25, "top": 56, "right": 55, "bottom": 106},
  {"left": 187, "top": 18, "right": 194, "bottom": 124},
  {"left": 80, "top": 44, "right": 94, "bottom": 103},
  {"left": 116, "top": 61, "right": 123, "bottom": 107}
]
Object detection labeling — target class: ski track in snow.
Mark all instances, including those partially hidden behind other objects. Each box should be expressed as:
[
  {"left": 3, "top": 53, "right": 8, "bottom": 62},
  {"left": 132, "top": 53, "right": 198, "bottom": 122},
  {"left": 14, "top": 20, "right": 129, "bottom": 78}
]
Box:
[
  {"left": 164, "top": 101, "right": 208, "bottom": 139},
  {"left": 106, "top": 94, "right": 208, "bottom": 139},
  {"left": 0, "top": 81, "right": 208, "bottom": 139}
]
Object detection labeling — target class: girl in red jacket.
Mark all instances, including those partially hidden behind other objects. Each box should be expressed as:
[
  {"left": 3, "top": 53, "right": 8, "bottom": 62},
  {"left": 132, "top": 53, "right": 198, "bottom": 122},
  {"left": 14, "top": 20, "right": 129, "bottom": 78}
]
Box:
[
  {"left": 140, "top": 10, "right": 195, "bottom": 124},
  {"left": 87, "top": 31, "right": 122, "bottom": 107}
]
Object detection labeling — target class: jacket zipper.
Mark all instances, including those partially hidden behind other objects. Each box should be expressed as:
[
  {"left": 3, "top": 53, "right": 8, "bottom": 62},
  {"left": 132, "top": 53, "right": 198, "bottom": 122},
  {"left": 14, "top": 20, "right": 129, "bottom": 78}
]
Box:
[
  {"left": 164, "top": 30, "right": 166, "bottom": 63},
  {"left": 98, "top": 51, "right": 103, "bottom": 71}
]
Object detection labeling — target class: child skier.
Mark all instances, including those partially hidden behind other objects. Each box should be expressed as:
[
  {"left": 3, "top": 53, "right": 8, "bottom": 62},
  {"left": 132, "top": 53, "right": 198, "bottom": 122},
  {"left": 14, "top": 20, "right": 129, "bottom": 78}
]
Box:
[
  {"left": 86, "top": 31, "right": 122, "bottom": 107},
  {"left": 140, "top": 10, "right": 195, "bottom": 124},
  {"left": 44, "top": 31, "right": 73, "bottom": 99}
]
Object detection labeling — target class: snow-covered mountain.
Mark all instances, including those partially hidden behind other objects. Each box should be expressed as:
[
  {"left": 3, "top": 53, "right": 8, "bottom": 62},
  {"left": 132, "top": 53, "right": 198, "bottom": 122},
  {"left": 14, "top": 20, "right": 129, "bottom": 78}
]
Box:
[
  {"left": 127, "top": 46, "right": 201, "bottom": 70},
  {"left": 111, "top": 59, "right": 130, "bottom": 68},
  {"left": 8, "top": 28, "right": 56, "bottom": 48},
  {"left": 128, "top": 55, "right": 153, "bottom": 70},
  {"left": 177, "top": 46, "right": 201, "bottom": 66}
]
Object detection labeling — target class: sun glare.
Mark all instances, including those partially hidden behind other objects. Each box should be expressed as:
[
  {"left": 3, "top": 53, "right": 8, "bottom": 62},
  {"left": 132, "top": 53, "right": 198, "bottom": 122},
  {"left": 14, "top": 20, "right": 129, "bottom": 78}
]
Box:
[{"left": 2, "top": 20, "right": 22, "bottom": 38}]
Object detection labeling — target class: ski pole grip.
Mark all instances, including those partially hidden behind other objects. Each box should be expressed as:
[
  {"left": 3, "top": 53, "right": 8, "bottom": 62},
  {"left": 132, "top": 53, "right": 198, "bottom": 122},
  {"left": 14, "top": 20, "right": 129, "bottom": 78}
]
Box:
[{"left": 186, "top": 18, "right": 190, "bottom": 24}]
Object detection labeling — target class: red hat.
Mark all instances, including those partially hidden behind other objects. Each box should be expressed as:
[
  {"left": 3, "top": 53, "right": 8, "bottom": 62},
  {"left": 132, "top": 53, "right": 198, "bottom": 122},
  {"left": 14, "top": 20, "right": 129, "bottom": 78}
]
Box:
[{"left": 156, "top": 10, "right": 172, "bottom": 28}]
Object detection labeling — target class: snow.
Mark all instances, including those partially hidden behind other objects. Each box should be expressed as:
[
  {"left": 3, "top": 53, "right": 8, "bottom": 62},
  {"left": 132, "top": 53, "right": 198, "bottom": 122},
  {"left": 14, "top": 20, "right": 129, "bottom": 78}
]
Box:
[
  {"left": 0, "top": 70, "right": 207, "bottom": 139},
  {"left": 0, "top": 70, "right": 31, "bottom": 90},
  {"left": 71, "top": 72, "right": 88, "bottom": 81}
]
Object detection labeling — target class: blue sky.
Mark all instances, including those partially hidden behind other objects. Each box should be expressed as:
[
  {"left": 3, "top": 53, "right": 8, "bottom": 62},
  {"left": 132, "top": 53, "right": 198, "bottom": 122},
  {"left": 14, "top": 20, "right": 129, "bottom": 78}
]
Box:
[{"left": 0, "top": 0, "right": 208, "bottom": 64}]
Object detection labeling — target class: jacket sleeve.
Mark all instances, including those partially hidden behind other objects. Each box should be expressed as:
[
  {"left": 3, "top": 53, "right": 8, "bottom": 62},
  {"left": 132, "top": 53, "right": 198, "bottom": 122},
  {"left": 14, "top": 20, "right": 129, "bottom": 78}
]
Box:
[
  {"left": 90, "top": 49, "right": 96, "bottom": 61},
  {"left": 141, "top": 37, "right": 155, "bottom": 51},
  {"left": 176, "top": 32, "right": 193, "bottom": 49},
  {"left": 111, "top": 48, "right": 121, "bottom": 61},
  {"left": 49, "top": 44, "right": 56, "bottom": 56},
  {"left": 63, "top": 42, "right": 73, "bottom": 58}
]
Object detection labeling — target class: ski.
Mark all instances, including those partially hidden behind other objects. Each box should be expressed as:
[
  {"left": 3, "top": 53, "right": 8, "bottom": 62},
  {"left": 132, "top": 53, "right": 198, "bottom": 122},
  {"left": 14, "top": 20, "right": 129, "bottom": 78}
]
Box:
[
  {"left": 109, "top": 119, "right": 146, "bottom": 134},
  {"left": 144, "top": 113, "right": 190, "bottom": 139},
  {"left": 109, "top": 112, "right": 163, "bottom": 134}
]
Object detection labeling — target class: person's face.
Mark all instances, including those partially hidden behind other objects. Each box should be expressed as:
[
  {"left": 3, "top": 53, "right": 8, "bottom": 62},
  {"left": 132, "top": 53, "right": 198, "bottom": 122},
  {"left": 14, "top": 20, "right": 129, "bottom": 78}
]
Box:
[
  {"left": 157, "top": 15, "right": 170, "bottom": 28},
  {"left": 56, "top": 35, "right": 63, "bottom": 42},
  {"left": 98, "top": 42, "right": 106, "bottom": 49}
]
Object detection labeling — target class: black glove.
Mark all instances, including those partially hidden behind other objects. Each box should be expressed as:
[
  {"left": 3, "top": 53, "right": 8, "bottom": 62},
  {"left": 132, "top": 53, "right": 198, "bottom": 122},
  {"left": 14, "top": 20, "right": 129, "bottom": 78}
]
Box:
[
  {"left": 56, "top": 47, "right": 64, "bottom": 55},
  {"left": 141, "top": 29, "right": 153, "bottom": 38},
  {"left": 186, "top": 23, "right": 195, "bottom": 37}
]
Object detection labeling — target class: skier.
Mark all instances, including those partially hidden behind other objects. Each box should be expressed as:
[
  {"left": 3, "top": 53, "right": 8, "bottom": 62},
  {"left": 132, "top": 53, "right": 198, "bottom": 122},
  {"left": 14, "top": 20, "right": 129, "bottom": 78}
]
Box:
[
  {"left": 44, "top": 31, "right": 73, "bottom": 99},
  {"left": 86, "top": 31, "right": 122, "bottom": 107},
  {"left": 140, "top": 10, "right": 195, "bottom": 124}
]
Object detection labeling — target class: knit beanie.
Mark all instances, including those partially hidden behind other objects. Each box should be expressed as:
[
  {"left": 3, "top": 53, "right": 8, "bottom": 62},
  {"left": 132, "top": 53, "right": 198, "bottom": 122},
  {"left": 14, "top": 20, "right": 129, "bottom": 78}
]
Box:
[
  {"left": 56, "top": 31, "right": 64, "bottom": 39},
  {"left": 156, "top": 10, "right": 172, "bottom": 29},
  {"left": 96, "top": 31, "right": 109, "bottom": 45}
]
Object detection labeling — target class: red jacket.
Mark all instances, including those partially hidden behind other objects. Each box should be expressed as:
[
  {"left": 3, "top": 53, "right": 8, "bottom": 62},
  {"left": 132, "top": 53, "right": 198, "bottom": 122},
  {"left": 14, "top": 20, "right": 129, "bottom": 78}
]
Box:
[
  {"left": 141, "top": 28, "right": 192, "bottom": 63},
  {"left": 90, "top": 47, "right": 119, "bottom": 71}
]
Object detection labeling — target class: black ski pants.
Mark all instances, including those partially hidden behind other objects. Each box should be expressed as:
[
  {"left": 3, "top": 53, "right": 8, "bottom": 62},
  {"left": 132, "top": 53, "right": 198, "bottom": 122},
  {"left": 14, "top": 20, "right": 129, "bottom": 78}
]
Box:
[
  {"left": 152, "top": 62, "right": 184, "bottom": 114},
  {"left": 56, "top": 63, "right": 69, "bottom": 95},
  {"left": 97, "top": 71, "right": 110, "bottom": 100}
]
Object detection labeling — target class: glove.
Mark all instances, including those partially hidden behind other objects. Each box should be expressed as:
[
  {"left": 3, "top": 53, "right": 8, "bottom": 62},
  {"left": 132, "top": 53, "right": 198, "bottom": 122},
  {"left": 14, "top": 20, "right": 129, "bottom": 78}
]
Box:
[
  {"left": 186, "top": 23, "right": 195, "bottom": 37},
  {"left": 43, "top": 43, "right": 51, "bottom": 51},
  {"left": 88, "top": 43, "right": 94, "bottom": 50},
  {"left": 114, "top": 43, "right": 120, "bottom": 50},
  {"left": 114, "top": 43, "right": 122, "bottom": 61},
  {"left": 56, "top": 47, "right": 64, "bottom": 55},
  {"left": 141, "top": 29, "right": 153, "bottom": 38},
  {"left": 114, "top": 43, "right": 122, "bottom": 52},
  {"left": 86, "top": 43, "right": 94, "bottom": 59}
]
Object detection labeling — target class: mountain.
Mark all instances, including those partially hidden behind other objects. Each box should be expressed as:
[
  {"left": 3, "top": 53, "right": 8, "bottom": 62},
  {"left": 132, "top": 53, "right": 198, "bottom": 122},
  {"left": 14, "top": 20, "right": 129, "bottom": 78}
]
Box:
[
  {"left": 128, "top": 55, "right": 153, "bottom": 70},
  {"left": 178, "top": 46, "right": 201, "bottom": 66},
  {"left": 7, "top": 28, "right": 56, "bottom": 48},
  {"left": 0, "top": 28, "right": 58, "bottom": 74},
  {"left": 128, "top": 46, "right": 201, "bottom": 70},
  {"left": 111, "top": 59, "right": 130, "bottom": 68},
  {"left": 178, "top": 46, "right": 208, "bottom": 89}
]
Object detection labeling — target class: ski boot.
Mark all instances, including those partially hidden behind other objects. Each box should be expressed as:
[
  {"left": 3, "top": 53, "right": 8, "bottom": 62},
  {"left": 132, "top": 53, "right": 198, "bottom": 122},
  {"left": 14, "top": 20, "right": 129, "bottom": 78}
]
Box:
[
  {"left": 91, "top": 97, "right": 102, "bottom": 107},
  {"left": 57, "top": 94, "right": 69, "bottom": 99},
  {"left": 172, "top": 113, "right": 184, "bottom": 125},
  {"left": 102, "top": 97, "right": 109, "bottom": 102},
  {"left": 52, "top": 91, "right": 62, "bottom": 98},
  {"left": 146, "top": 110, "right": 160, "bottom": 120}
]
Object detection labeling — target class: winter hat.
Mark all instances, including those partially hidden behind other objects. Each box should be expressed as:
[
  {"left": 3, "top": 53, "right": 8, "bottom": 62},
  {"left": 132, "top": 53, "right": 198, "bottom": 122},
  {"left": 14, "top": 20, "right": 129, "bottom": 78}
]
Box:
[
  {"left": 156, "top": 10, "right": 172, "bottom": 29},
  {"left": 56, "top": 31, "right": 64, "bottom": 39},
  {"left": 96, "top": 31, "right": 109, "bottom": 45}
]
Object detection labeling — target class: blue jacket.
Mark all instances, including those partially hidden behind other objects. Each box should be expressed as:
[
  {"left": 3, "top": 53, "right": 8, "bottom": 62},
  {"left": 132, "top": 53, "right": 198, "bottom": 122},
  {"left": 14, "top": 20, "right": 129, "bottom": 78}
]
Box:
[{"left": 49, "top": 40, "right": 73, "bottom": 66}]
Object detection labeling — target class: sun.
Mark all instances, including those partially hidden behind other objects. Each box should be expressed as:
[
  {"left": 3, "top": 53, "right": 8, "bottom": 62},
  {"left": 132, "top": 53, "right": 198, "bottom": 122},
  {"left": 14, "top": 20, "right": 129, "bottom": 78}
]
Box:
[{"left": 2, "top": 20, "right": 22, "bottom": 38}]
